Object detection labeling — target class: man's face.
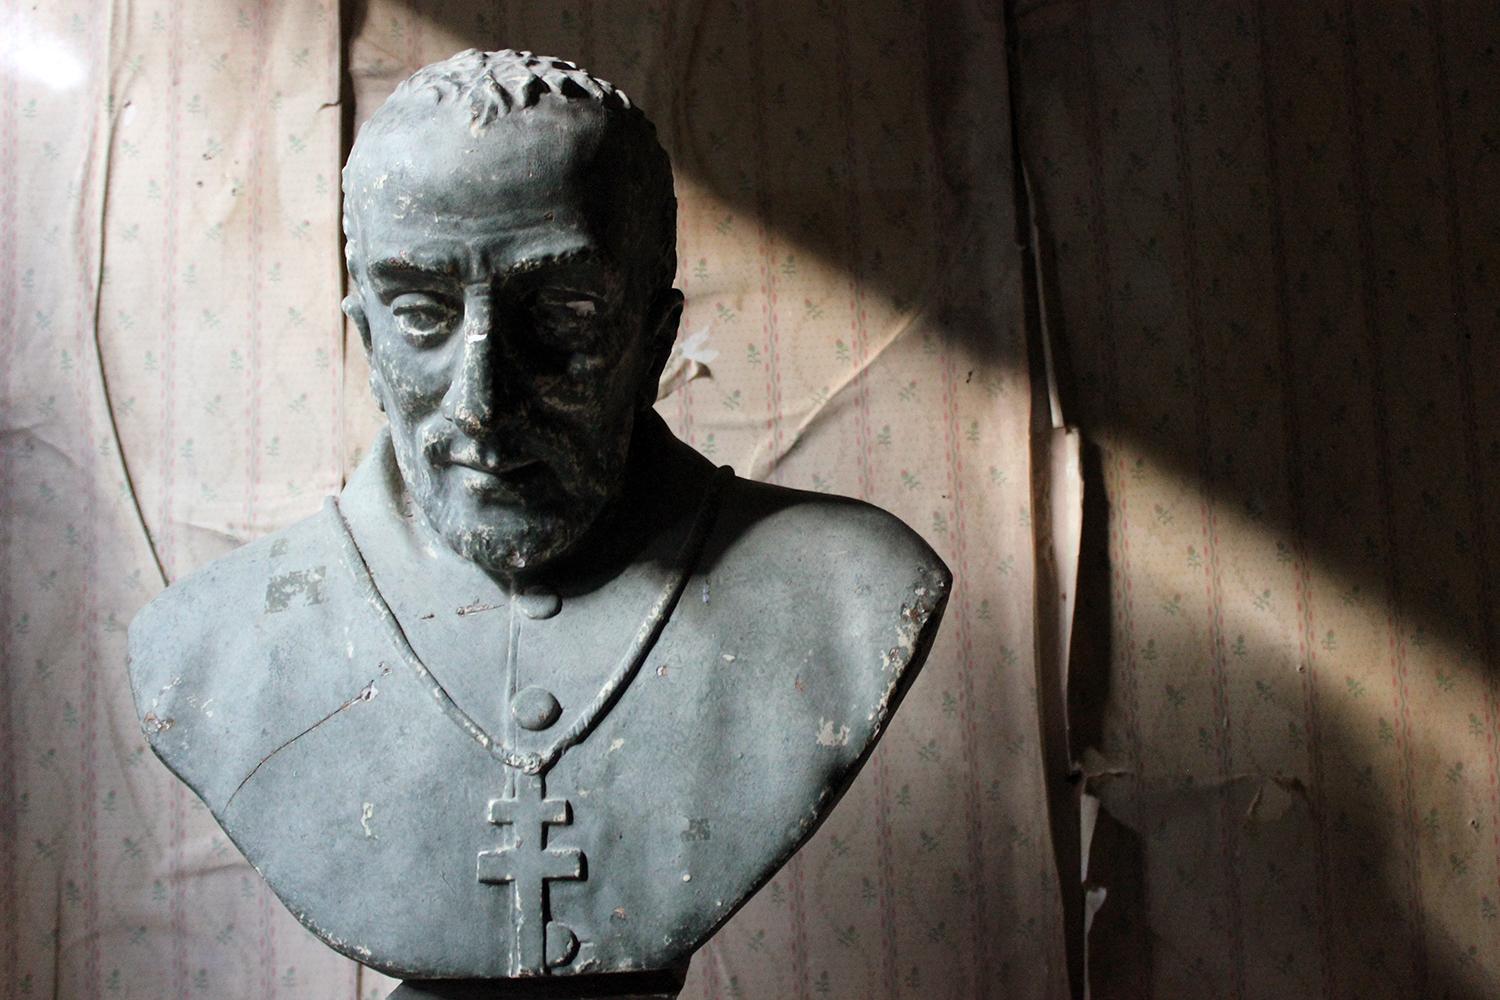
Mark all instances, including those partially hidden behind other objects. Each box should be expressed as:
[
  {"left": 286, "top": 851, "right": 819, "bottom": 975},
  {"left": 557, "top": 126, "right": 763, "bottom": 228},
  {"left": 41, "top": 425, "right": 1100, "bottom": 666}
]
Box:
[{"left": 345, "top": 103, "right": 670, "bottom": 575}]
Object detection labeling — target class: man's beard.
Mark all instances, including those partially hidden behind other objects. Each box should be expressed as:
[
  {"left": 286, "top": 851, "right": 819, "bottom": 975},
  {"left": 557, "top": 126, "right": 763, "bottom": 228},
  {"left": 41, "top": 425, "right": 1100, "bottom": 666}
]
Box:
[
  {"left": 389, "top": 411, "right": 631, "bottom": 576},
  {"left": 428, "top": 487, "right": 590, "bottom": 573}
]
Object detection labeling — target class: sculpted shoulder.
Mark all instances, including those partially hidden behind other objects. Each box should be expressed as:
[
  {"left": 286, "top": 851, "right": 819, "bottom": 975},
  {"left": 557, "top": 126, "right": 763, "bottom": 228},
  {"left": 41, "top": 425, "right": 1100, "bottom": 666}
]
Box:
[
  {"left": 697, "top": 474, "right": 952, "bottom": 753},
  {"left": 127, "top": 504, "right": 385, "bottom": 812},
  {"left": 122, "top": 466, "right": 954, "bottom": 978},
  {"left": 710, "top": 475, "right": 951, "bottom": 596}
]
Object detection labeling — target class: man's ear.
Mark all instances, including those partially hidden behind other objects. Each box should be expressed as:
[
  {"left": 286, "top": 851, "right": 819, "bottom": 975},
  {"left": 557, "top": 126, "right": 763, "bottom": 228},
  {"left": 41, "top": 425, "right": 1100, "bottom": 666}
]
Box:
[
  {"left": 342, "top": 293, "right": 371, "bottom": 353},
  {"left": 343, "top": 292, "right": 385, "bottom": 412},
  {"left": 638, "top": 287, "right": 684, "bottom": 410}
]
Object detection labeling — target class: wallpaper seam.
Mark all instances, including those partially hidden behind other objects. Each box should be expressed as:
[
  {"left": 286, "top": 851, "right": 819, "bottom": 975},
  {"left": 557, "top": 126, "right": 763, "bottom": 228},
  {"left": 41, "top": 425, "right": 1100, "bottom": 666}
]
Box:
[
  {"left": 1427, "top": 0, "right": 1500, "bottom": 917},
  {"left": 1162, "top": 2, "right": 1248, "bottom": 994},
  {"left": 3, "top": 0, "right": 22, "bottom": 983},
  {"left": 1339, "top": 2, "right": 1430, "bottom": 990},
  {"left": 1249, "top": 4, "right": 1335, "bottom": 996}
]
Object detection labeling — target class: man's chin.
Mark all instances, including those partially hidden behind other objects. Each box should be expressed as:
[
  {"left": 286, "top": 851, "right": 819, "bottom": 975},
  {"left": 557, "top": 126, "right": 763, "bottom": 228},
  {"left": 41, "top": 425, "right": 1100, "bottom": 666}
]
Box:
[{"left": 430, "top": 500, "right": 589, "bottom": 576}]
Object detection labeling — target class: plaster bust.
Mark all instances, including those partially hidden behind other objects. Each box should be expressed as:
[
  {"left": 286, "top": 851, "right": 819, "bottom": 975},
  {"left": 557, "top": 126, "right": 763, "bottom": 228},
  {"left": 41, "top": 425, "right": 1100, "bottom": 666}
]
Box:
[{"left": 129, "top": 50, "right": 950, "bottom": 998}]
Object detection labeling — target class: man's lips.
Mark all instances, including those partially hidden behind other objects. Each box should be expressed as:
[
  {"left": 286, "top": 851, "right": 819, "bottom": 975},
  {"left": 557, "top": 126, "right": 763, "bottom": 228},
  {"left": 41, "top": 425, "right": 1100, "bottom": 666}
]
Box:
[
  {"left": 435, "top": 437, "right": 538, "bottom": 475},
  {"left": 447, "top": 454, "right": 540, "bottom": 477},
  {"left": 439, "top": 451, "right": 552, "bottom": 499}
]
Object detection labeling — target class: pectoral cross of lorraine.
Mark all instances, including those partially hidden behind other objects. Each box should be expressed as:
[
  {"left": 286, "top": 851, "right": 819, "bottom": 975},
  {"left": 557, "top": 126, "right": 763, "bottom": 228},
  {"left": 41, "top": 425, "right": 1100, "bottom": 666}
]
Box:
[{"left": 476, "top": 773, "right": 585, "bottom": 976}]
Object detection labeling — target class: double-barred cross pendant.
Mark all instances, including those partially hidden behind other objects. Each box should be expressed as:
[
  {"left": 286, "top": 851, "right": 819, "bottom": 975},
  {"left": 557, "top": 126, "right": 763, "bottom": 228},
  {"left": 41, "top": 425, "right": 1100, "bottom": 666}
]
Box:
[{"left": 476, "top": 773, "right": 585, "bottom": 976}]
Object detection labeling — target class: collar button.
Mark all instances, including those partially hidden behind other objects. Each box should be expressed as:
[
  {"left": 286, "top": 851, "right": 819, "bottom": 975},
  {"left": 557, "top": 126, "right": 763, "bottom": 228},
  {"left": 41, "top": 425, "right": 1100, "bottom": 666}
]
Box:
[
  {"left": 516, "top": 584, "right": 561, "bottom": 620},
  {"left": 512, "top": 686, "right": 562, "bottom": 731}
]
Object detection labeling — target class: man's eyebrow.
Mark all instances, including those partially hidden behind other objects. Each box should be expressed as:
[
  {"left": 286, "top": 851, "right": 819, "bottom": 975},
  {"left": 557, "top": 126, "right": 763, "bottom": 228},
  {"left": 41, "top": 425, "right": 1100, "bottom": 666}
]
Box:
[
  {"left": 366, "top": 257, "right": 459, "bottom": 285},
  {"left": 365, "top": 248, "right": 617, "bottom": 291},
  {"left": 495, "top": 247, "right": 608, "bottom": 279}
]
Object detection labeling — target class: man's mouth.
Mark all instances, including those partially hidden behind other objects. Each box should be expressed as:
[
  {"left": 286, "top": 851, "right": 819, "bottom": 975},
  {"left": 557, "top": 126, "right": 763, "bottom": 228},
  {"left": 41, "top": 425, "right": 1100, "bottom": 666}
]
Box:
[
  {"left": 449, "top": 454, "right": 538, "bottom": 476},
  {"left": 442, "top": 450, "right": 550, "bottom": 498}
]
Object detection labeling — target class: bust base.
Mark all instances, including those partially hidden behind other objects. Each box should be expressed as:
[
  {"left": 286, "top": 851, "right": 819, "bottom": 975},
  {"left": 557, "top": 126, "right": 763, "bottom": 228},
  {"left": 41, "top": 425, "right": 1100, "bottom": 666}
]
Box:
[{"left": 388, "top": 968, "right": 687, "bottom": 1000}]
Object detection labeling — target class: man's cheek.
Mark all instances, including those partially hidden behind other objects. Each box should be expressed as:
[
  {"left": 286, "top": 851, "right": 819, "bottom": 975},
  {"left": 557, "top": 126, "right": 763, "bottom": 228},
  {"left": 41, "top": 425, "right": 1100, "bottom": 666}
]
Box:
[{"left": 377, "top": 357, "right": 450, "bottom": 413}]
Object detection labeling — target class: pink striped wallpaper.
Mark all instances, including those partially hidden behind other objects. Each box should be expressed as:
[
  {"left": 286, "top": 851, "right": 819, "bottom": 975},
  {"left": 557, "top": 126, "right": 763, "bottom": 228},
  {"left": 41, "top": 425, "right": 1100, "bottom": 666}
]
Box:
[
  {"left": 0, "top": 2, "right": 1064, "bottom": 999},
  {"left": 1014, "top": 0, "right": 1500, "bottom": 996}
]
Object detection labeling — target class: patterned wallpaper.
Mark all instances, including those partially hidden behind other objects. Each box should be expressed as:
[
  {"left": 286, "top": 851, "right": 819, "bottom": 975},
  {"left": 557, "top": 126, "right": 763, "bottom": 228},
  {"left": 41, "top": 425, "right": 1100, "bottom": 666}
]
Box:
[
  {"left": 15, "top": 1, "right": 1493, "bottom": 997},
  {"left": 1, "top": 1, "right": 355, "bottom": 997},
  {"left": 1013, "top": 0, "right": 1500, "bottom": 997},
  {"left": 0, "top": 2, "right": 1068, "bottom": 999}
]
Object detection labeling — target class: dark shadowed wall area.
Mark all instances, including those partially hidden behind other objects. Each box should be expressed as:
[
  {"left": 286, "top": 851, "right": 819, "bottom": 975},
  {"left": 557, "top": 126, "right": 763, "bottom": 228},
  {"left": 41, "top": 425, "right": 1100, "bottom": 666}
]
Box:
[
  {"left": 0, "top": 2, "right": 1068, "bottom": 999},
  {"left": 1012, "top": 1, "right": 1500, "bottom": 997},
  {"left": 4, "top": 0, "right": 1500, "bottom": 998}
]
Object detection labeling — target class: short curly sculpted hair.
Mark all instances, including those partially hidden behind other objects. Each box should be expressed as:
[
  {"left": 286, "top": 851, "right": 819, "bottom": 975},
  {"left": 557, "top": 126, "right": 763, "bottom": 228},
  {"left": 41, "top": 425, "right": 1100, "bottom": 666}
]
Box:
[{"left": 341, "top": 49, "right": 678, "bottom": 301}]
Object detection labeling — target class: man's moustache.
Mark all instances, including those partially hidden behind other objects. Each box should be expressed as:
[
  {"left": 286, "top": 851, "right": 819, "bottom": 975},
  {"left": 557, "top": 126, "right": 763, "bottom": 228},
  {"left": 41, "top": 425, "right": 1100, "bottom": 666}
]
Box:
[{"left": 425, "top": 435, "right": 539, "bottom": 475}]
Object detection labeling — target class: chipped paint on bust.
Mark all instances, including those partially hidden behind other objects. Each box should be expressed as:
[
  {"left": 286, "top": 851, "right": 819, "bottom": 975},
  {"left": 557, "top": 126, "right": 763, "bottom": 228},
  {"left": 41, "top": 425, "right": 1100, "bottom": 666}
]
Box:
[
  {"left": 816, "top": 718, "right": 851, "bottom": 747},
  {"left": 264, "top": 566, "right": 328, "bottom": 613},
  {"left": 129, "top": 46, "right": 956, "bottom": 987},
  {"left": 870, "top": 567, "right": 951, "bottom": 724}
]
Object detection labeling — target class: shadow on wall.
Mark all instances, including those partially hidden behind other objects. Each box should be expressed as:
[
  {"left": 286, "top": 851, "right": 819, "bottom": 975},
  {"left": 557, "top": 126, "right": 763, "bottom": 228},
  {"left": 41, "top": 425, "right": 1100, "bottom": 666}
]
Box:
[
  {"left": 342, "top": 1, "right": 1080, "bottom": 998},
  {"left": 335, "top": 0, "right": 1500, "bottom": 996},
  {"left": 1013, "top": 0, "right": 1500, "bottom": 997},
  {"left": 343, "top": 0, "right": 1500, "bottom": 997},
  {"left": 1074, "top": 587, "right": 1494, "bottom": 1000},
  {"left": 343, "top": 0, "right": 1023, "bottom": 374}
]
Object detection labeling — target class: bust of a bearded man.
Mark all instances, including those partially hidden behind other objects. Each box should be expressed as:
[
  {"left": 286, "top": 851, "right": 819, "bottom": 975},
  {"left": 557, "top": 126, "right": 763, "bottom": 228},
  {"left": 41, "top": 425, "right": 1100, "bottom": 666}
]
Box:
[{"left": 129, "top": 49, "right": 950, "bottom": 999}]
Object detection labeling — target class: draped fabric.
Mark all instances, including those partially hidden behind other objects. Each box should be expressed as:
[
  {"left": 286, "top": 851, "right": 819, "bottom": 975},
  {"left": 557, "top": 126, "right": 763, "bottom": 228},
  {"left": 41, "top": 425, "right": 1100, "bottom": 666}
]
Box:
[
  {"left": 1, "top": 3, "right": 1066, "bottom": 999},
  {"left": 15, "top": 1, "right": 1495, "bottom": 997},
  {"left": 1011, "top": 1, "right": 1500, "bottom": 997}
]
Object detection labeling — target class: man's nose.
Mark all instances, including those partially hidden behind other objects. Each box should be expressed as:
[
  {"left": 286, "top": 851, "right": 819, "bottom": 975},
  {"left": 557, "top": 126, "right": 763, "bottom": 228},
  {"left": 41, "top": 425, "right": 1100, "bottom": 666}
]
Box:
[{"left": 440, "top": 292, "right": 508, "bottom": 435}]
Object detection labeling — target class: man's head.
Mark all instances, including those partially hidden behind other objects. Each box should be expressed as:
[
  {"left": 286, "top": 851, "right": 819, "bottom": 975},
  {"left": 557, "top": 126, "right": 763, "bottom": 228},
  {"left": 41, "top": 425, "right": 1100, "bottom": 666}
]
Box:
[{"left": 341, "top": 50, "right": 680, "bottom": 577}]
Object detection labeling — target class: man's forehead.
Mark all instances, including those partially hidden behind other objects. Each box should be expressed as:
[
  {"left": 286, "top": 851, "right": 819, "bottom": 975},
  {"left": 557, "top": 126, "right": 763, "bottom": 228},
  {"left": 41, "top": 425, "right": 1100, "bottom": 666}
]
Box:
[
  {"left": 344, "top": 108, "right": 642, "bottom": 265},
  {"left": 349, "top": 156, "right": 629, "bottom": 284},
  {"left": 347, "top": 100, "right": 608, "bottom": 202}
]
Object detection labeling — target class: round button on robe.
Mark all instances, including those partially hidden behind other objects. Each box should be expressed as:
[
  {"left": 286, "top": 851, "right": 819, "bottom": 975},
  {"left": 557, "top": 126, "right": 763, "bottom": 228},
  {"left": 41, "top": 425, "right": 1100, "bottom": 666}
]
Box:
[
  {"left": 515, "top": 584, "right": 561, "bottom": 620},
  {"left": 512, "top": 685, "right": 562, "bottom": 731}
]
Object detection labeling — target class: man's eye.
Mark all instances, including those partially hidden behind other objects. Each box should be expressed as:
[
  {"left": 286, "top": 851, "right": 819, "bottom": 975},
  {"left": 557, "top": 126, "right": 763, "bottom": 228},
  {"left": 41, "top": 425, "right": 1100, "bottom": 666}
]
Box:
[
  {"left": 533, "top": 293, "right": 601, "bottom": 326},
  {"left": 528, "top": 293, "right": 604, "bottom": 351},
  {"left": 391, "top": 294, "right": 457, "bottom": 345}
]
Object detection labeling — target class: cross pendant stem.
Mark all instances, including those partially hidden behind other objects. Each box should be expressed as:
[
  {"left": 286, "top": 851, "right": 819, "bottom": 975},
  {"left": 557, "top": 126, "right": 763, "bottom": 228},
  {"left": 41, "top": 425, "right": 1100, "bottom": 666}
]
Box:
[{"left": 476, "top": 773, "right": 585, "bottom": 976}]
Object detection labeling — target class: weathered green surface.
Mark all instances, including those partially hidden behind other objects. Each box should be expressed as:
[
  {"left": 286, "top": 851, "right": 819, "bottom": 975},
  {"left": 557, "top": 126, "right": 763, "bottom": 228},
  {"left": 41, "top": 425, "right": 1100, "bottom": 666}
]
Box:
[{"left": 128, "top": 49, "right": 950, "bottom": 996}]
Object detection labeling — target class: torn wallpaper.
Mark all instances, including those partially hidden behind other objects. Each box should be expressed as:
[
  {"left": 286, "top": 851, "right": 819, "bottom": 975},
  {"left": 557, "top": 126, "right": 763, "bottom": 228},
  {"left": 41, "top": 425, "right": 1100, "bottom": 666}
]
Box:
[
  {"left": 0, "top": 2, "right": 1067, "bottom": 999},
  {"left": 1013, "top": 0, "right": 1500, "bottom": 997}
]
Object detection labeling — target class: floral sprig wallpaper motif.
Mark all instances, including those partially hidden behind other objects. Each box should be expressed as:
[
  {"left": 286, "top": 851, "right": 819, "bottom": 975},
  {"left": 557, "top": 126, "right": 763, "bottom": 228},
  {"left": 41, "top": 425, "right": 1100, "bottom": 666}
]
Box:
[{"left": 1, "top": 2, "right": 1063, "bottom": 999}]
